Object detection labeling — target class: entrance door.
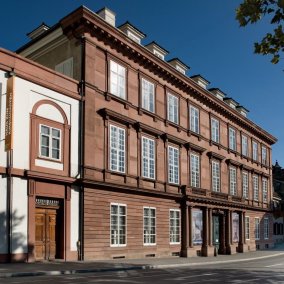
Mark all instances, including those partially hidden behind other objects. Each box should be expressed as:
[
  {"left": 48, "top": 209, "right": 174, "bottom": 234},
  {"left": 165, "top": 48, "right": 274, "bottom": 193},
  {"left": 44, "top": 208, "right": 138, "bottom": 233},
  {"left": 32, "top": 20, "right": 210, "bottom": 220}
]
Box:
[
  {"left": 35, "top": 208, "right": 57, "bottom": 260},
  {"left": 212, "top": 215, "right": 220, "bottom": 247}
]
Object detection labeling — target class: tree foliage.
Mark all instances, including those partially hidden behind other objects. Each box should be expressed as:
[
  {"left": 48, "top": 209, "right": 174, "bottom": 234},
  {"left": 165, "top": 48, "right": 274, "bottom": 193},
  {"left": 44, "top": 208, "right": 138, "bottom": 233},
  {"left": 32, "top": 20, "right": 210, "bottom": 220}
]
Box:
[{"left": 236, "top": 0, "right": 284, "bottom": 64}]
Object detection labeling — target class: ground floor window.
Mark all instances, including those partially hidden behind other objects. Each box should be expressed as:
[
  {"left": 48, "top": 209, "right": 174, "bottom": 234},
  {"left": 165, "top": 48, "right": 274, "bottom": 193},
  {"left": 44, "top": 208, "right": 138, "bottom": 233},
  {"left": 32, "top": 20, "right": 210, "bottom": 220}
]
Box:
[
  {"left": 264, "top": 218, "right": 269, "bottom": 240},
  {"left": 192, "top": 209, "right": 203, "bottom": 245},
  {"left": 245, "top": 216, "right": 250, "bottom": 240},
  {"left": 169, "top": 209, "right": 180, "bottom": 244},
  {"left": 144, "top": 207, "right": 156, "bottom": 245},
  {"left": 110, "top": 204, "right": 126, "bottom": 246},
  {"left": 255, "top": 218, "right": 260, "bottom": 240}
]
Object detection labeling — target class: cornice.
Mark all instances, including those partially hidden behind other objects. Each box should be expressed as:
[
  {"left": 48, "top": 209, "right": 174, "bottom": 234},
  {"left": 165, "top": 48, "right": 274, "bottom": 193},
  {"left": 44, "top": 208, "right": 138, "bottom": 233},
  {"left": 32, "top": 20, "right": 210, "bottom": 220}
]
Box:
[
  {"left": 207, "top": 151, "right": 226, "bottom": 161},
  {"left": 58, "top": 6, "right": 277, "bottom": 145}
]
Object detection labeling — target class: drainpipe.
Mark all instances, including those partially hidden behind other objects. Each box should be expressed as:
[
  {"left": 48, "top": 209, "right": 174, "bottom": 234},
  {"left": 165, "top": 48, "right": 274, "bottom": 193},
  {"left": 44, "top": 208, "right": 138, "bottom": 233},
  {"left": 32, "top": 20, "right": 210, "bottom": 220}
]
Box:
[
  {"left": 78, "top": 35, "right": 86, "bottom": 261},
  {"left": 6, "top": 150, "right": 13, "bottom": 262}
]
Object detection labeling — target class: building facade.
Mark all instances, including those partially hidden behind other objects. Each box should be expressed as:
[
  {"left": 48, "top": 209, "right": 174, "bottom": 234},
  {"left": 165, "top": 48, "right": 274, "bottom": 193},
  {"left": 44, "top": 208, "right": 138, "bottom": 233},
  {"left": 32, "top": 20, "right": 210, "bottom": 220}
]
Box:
[
  {"left": 11, "top": 6, "right": 278, "bottom": 261},
  {"left": 0, "top": 48, "right": 80, "bottom": 262}
]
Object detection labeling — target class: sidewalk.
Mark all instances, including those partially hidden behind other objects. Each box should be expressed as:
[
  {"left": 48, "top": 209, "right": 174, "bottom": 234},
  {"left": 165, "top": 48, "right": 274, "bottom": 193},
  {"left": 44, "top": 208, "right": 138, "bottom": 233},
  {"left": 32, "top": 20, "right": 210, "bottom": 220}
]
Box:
[{"left": 1, "top": 243, "right": 284, "bottom": 278}]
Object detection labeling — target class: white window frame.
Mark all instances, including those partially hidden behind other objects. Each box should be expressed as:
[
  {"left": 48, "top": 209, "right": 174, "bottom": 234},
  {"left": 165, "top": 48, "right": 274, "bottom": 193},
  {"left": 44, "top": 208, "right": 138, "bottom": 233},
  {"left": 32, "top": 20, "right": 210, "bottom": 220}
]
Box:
[
  {"left": 110, "top": 60, "right": 126, "bottom": 99},
  {"left": 211, "top": 118, "right": 220, "bottom": 143},
  {"left": 141, "top": 136, "right": 155, "bottom": 179},
  {"left": 255, "top": 218, "right": 260, "bottom": 240},
  {"left": 262, "top": 146, "right": 267, "bottom": 165},
  {"left": 39, "top": 124, "right": 61, "bottom": 161},
  {"left": 110, "top": 203, "right": 127, "bottom": 247},
  {"left": 229, "top": 127, "right": 236, "bottom": 151},
  {"left": 262, "top": 178, "right": 268, "bottom": 203},
  {"left": 229, "top": 167, "right": 237, "bottom": 196},
  {"left": 242, "top": 135, "right": 248, "bottom": 156},
  {"left": 109, "top": 124, "right": 125, "bottom": 173},
  {"left": 212, "top": 160, "right": 220, "bottom": 192},
  {"left": 253, "top": 175, "right": 259, "bottom": 201},
  {"left": 189, "top": 105, "right": 199, "bottom": 134},
  {"left": 141, "top": 78, "right": 155, "bottom": 113},
  {"left": 169, "top": 209, "right": 180, "bottom": 244},
  {"left": 264, "top": 218, "right": 269, "bottom": 240},
  {"left": 242, "top": 171, "right": 249, "bottom": 199},
  {"left": 245, "top": 216, "right": 250, "bottom": 240},
  {"left": 168, "top": 146, "right": 179, "bottom": 185},
  {"left": 190, "top": 153, "right": 200, "bottom": 188},
  {"left": 143, "top": 207, "right": 156, "bottom": 246},
  {"left": 252, "top": 141, "right": 258, "bottom": 161},
  {"left": 167, "top": 93, "right": 179, "bottom": 124}
]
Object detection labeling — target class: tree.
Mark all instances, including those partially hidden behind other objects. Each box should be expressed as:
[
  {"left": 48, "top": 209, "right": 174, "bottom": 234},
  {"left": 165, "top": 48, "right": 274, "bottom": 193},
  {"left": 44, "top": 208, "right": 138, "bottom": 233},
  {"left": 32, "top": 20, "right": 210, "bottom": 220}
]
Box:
[{"left": 236, "top": 0, "right": 284, "bottom": 64}]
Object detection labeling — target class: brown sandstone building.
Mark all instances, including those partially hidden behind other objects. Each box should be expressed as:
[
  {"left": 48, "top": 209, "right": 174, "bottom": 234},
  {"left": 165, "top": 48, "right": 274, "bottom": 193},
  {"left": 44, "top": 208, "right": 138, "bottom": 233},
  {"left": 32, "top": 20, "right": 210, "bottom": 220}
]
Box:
[{"left": 16, "top": 6, "right": 277, "bottom": 260}]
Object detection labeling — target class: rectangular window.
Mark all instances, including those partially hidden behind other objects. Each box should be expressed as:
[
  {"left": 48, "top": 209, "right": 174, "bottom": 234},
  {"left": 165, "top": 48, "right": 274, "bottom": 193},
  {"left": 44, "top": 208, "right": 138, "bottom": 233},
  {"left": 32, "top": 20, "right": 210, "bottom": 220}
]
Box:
[
  {"left": 211, "top": 118, "right": 220, "bottom": 143},
  {"left": 189, "top": 105, "right": 199, "bottom": 134},
  {"left": 190, "top": 153, "right": 200, "bottom": 188},
  {"left": 245, "top": 216, "right": 250, "bottom": 240},
  {"left": 242, "top": 135, "right": 248, "bottom": 156},
  {"left": 167, "top": 93, "right": 179, "bottom": 124},
  {"left": 264, "top": 218, "right": 269, "bottom": 240},
  {"left": 255, "top": 218, "right": 260, "bottom": 240},
  {"left": 40, "top": 125, "right": 61, "bottom": 160},
  {"left": 229, "top": 167, "right": 237, "bottom": 195},
  {"left": 252, "top": 141, "right": 258, "bottom": 161},
  {"left": 262, "top": 178, "right": 268, "bottom": 203},
  {"left": 110, "top": 60, "right": 126, "bottom": 99},
  {"left": 253, "top": 175, "right": 259, "bottom": 201},
  {"left": 262, "top": 146, "right": 267, "bottom": 165},
  {"left": 212, "top": 160, "right": 220, "bottom": 192},
  {"left": 142, "top": 136, "right": 155, "bottom": 179},
  {"left": 110, "top": 125, "right": 125, "bottom": 173},
  {"left": 110, "top": 204, "right": 126, "bottom": 246},
  {"left": 144, "top": 207, "right": 156, "bottom": 245},
  {"left": 141, "top": 78, "right": 155, "bottom": 113},
  {"left": 229, "top": 127, "right": 236, "bottom": 151},
  {"left": 168, "top": 146, "right": 179, "bottom": 184},
  {"left": 169, "top": 209, "right": 180, "bottom": 244},
  {"left": 242, "top": 171, "right": 249, "bottom": 199}
]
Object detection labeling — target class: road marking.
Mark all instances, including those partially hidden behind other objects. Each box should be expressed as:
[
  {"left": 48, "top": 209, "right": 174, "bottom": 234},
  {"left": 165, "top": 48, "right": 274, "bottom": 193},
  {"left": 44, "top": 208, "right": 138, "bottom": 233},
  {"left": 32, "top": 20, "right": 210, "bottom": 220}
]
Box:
[{"left": 265, "top": 263, "right": 284, "bottom": 267}]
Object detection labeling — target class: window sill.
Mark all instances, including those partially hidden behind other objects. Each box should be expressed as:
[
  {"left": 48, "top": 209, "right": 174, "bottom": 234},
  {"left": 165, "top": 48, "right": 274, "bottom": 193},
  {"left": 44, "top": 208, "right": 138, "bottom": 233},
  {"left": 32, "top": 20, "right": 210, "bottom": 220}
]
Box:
[
  {"left": 209, "top": 140, "right": 221, "bottom": 149},
  {"left": 138, "top": 107, "right": 158, "bottom": 122},
  {"left": 37, "top": 156, "right": 62, "bottom": 164},
  {"left": 165, "top": 120, "right": 181, "bottom": 132},
  {"left": 105, "top": 92, "right": 133, "bottom": 110}
]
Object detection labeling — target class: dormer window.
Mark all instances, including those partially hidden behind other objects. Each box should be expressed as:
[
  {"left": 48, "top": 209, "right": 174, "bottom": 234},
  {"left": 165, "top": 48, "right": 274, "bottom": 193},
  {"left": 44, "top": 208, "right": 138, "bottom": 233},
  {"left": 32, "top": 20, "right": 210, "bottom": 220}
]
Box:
[
  {"left": 118, "top": 21, "right": 146, "bottom": 45},
  {"left": 223, "top": 98, "right": 239, "bottom": 110},
  {"left": 191, "top": 75, "right": 210, "bottom": 89},
  {"left": 153, "top": 50, "right": 164, "bottom": 60},
  {"left": 168, "top": 58, "right": 189, "bottom": 75},
  {"left": 209, "top": 88, "right": 226, "bottom": 101},
  {"left": 145, "top": 41, "right": 168, "bottom": 61}
]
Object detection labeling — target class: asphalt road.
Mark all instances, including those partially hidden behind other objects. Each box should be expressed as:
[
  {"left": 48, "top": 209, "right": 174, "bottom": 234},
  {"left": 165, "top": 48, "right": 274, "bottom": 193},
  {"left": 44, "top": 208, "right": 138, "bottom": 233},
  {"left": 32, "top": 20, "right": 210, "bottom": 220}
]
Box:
[{"left": 2, "top": 255, "right": 284, "bottom": 284}]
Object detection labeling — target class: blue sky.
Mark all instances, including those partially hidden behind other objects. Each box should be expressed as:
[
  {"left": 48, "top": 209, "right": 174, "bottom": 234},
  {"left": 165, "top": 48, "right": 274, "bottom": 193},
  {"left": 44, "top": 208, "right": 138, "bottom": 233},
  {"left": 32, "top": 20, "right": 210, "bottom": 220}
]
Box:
[{"left": 1, "top": 0, "right": 283, "bottom": 165}]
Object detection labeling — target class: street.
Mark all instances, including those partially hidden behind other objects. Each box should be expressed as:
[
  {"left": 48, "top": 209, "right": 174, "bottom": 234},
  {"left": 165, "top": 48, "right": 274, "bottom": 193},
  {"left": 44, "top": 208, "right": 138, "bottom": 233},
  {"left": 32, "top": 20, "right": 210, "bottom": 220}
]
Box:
[{"left": 2, "top": 255, "right": 284, "bottom": 284}]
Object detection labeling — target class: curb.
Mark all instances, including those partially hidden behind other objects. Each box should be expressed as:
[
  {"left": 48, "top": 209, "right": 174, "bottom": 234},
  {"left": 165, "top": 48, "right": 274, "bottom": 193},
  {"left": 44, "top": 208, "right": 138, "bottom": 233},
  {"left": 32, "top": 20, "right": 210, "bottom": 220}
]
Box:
[{"left": 1, "top": 251, "right": 284, "bottom": 278}]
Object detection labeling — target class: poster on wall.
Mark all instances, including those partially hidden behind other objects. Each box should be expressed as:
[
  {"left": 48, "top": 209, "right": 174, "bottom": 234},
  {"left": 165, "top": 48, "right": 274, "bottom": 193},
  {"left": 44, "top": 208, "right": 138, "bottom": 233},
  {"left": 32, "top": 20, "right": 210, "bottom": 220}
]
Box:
[
  {"left": 5, "top": 75, "right": 14, "bottom": 151},
  {"left": 192, "top": 209, "right": 203, "bottom": 245},
  {"left": 232, "top": 212, "right": 239, "bottom": 242}
]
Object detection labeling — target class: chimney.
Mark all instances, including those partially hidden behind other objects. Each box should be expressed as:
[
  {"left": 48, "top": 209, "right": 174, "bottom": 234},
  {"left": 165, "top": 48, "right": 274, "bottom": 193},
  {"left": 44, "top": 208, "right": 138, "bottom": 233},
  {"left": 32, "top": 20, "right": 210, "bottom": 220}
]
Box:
[
  {"left": 97, "top": 7, "right": 116, "bottom": 27},
  {"left": 27, "top": 23, "right": 50, "bottom": 40},
  {"left": 190, "top": 75, "right": 210, "bottom": 89},
  {"left": 118, "top": 21, "right": 146, "bottom": 44}
]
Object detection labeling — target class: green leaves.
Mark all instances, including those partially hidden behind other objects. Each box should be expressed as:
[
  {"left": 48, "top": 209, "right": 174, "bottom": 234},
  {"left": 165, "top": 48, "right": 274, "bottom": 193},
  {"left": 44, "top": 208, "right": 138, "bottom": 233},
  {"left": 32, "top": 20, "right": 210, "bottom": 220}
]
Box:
[{"left": 237, "top": 0, "right": 284, "bottom": 64}]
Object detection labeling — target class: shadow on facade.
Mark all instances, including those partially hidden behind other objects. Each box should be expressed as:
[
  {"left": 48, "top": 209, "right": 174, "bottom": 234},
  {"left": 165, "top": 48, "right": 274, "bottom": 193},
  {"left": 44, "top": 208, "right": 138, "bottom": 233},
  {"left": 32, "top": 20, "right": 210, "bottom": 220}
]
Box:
[{"left": 0, "top": 210, "right": 27, "bottom": 262}]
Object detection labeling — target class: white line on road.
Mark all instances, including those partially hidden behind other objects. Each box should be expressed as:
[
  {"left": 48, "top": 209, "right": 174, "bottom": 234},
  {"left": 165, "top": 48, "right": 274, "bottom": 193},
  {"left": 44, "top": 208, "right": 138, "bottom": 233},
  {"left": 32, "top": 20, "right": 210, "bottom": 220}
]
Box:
[{"left": 265, "top": 263, "right": 284, "bottom": 267}]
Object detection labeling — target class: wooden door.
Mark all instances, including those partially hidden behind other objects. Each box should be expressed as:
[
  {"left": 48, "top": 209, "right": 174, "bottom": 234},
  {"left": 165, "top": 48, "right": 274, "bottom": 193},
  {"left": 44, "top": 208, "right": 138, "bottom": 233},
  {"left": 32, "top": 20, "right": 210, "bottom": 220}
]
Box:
[{"left": 35, "top": 208, "right": 57, "bottom": 260}]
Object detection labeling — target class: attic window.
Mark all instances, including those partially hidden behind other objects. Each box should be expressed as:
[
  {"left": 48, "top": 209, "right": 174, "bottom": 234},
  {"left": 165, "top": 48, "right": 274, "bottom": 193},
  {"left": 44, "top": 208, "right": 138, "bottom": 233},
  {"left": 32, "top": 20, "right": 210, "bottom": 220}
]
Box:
[
  {"left": 176, "top": 65, "right": 186, "bottom": 74},
  {"left": 153, "top": 50, "right": 164, "bottom": 60},
  {"left": 127, "top": 31, "right": 140, "bottom": 43}
]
